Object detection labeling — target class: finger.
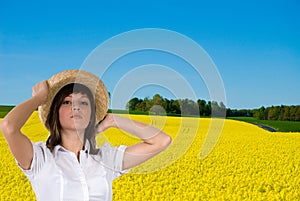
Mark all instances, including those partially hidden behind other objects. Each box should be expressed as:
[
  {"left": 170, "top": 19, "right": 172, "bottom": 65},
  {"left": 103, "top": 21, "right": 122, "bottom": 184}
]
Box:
[
  {"left": 42, "top": 80, "right": 49, "bottom": 90},
  {"left": 32, "top": 85, "right": 37, "bottom": 97}
]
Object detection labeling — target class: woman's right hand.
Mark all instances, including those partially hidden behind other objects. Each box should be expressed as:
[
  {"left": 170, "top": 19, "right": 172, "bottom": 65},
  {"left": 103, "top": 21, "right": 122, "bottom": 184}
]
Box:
[
  {"left": 96, "top": 114, "right": 116, "bottom": 134},
  {"left": 32, "top": 80, "right": 49, "bottom": 106}
]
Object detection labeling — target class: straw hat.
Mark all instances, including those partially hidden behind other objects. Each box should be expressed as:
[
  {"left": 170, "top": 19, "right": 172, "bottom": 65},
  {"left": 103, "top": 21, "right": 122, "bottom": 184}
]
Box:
[{"left": 38, "top": 70, "right": 109, "bottom": 129}]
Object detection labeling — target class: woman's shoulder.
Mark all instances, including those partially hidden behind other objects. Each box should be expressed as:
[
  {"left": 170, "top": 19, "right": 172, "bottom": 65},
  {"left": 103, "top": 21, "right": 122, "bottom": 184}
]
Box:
[
  {"left": 99, "top": 142, "right": 112, "bottom": 150},
  {"left": 33, "top": 141, "right": 48, "bottom": 149},
  {"left": 97, "top": 143, "right": 129, "bottom": 176},
  {"left": 31, "top": 141, "right": 53, "bottom": 156},
  {"left": 99, "top": 142, "right": 125, "bottom": 154},
  {"left": 98, "top": 143, "right": 127, "bottom": 164},
  {"left": 34, "top": 141, "right": 46, "bottom": 146}
]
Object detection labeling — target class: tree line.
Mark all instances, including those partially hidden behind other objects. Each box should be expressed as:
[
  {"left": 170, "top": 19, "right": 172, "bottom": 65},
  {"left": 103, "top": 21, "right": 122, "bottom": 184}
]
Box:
[
  {"left": 126, "top": 94, "right": 226, "bottom": 117},
  {"left": 252, "top": 105, "right": 300, "bottom": 121},
  {"left": 126, "top": 94, "right": 300, "bottom": 121}
]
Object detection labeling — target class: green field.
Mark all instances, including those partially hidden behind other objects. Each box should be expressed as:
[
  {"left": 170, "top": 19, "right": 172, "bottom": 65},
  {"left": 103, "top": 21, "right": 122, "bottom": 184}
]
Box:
[
  {"left": 228, "top": 117, "right": 300, "bottom": 132},
  {"left": 0, "top": 106, "right": 14, "bottom": 118}
]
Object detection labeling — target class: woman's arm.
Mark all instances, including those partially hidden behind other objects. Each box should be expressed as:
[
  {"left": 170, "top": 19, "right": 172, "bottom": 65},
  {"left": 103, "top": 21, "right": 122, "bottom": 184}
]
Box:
[
  {"left": 97, "top": 114, "right": 172, "bottom": 170},
  {"left": 0, "top": 81, "right": 48, "bottom": 170}
]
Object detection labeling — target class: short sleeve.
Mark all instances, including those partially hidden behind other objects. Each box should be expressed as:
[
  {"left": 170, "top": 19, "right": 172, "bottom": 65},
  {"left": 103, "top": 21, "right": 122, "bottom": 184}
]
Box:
[
  {"left": 17, "top": 141, "right": 46, "bottom": 178},
  {"left": 99, "top": 143, "right": 130, "bottom": 179}
]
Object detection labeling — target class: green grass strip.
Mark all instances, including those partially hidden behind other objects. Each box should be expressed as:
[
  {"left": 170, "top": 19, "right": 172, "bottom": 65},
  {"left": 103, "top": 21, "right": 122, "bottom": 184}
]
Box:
[{"left": 228, "top": 117, "right": 300, "bottom": 132}]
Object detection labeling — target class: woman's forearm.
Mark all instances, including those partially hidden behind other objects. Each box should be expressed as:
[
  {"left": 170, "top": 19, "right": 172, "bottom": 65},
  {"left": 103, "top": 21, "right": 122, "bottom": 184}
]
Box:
[
  {"left": 112, "top": 114, "right": 172, "bottom": 146},
  {"left": 1, "top": 96, "right": 41, "bottom": 135},
  {"left": 107, "top": 114, "right": 172, "bottom": 170},
  {"left": 1, "top": 81, "right": 48, "bottom": 170}
]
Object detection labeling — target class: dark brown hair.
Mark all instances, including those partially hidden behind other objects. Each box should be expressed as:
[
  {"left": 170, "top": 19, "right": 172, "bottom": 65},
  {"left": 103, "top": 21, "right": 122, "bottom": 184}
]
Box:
[{"left": 45, "top": 83, "right": 98, "bottom": 154}]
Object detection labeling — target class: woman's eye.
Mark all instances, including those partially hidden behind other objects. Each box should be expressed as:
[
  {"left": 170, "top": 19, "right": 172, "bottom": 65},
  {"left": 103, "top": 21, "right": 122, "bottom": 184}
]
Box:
[
  {"left": 63, "top": 100, "right": 72, "bottom": 105},
  {"left": 81, "top": 101, "right": 89, "bottom": 106}
]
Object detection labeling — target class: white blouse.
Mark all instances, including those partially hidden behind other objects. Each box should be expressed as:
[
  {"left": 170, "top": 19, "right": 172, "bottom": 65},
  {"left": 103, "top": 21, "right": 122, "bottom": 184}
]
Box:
[{"left": 18, "top": 141, "right": 129, "bottom": 201}]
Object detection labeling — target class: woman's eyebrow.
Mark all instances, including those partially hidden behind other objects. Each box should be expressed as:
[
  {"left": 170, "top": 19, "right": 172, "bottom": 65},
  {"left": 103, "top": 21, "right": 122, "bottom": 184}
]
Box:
[
  {"left": 66, "top": 94, "right": 88, "bottom": 98},
  {"left": 79, "top": 94, "right": 89, "bottom": 99}
]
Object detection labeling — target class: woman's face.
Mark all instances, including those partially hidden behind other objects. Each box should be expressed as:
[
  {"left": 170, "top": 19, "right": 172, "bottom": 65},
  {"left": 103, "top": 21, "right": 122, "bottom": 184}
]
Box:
[{"left": 59, "top": 93, "right": 92, "bottom": 133}]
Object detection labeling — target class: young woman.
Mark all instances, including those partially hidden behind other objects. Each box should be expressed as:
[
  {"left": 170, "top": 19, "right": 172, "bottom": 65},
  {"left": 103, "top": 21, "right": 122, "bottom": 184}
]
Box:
[{"left": 0, "top": 70, "right": 172, "bottom": 201}]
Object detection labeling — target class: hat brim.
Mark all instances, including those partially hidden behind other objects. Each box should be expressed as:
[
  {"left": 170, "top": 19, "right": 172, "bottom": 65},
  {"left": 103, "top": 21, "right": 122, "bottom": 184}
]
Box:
[{"left": 38, "top": 70, "right": 109, "bottom": 130}]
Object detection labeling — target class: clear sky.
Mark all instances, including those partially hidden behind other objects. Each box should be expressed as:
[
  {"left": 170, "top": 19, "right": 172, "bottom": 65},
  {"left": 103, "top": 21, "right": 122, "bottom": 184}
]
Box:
[{"left": 1, "top": 0, "right": 299, "bottom": 109}]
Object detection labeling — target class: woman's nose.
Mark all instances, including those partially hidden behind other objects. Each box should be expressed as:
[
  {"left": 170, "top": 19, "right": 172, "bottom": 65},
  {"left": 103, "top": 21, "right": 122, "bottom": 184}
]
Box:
[{"left": 72, "top": 102, "right": 80, "bottom": 111}]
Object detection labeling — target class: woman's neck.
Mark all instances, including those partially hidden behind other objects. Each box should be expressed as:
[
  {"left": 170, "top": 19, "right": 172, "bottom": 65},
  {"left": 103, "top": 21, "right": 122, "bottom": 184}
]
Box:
[{"left": 60, "top": 129, "right": 85, "bottom": 158}]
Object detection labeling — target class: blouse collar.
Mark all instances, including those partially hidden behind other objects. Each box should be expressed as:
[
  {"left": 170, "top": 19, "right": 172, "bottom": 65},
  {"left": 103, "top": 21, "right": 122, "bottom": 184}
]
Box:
[{"left": 52, "top": 140, "right": 90, "bottom": 158}]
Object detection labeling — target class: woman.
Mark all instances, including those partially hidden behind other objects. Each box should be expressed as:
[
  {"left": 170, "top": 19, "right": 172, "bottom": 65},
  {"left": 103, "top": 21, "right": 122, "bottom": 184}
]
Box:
[{"left": 0, "top": 70, "right": 172, "bottom": 201}]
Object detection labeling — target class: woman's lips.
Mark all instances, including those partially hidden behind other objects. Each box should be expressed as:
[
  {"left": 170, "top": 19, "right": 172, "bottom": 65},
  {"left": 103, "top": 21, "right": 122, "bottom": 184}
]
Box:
[{"left": 72, "top": 114, "right": 82, "bottom": 119}]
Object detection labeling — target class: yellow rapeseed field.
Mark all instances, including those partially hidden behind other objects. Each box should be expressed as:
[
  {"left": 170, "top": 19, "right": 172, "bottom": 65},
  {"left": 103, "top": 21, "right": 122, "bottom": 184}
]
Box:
[{"left": 1, "top": 112, "right": 300, "bottom": 200}]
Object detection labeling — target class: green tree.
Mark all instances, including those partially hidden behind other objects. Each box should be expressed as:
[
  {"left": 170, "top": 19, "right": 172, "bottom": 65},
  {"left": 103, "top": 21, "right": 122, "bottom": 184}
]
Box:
[
  {"left": 179, "top": 99, "right": 199, "bottom": 116},
  {"left": 143, "top": 97, "right": 152, "bottom": 111},
  {"left": 197, "top": 99, "right": 207, "bottom": 116},
  {"left": 268, "top": 106, "right": 280, "bottom": 120},
  {"left": 290, "top": 106, "right": 297, "bottom": 121},
  {"left": 254, "top": 106, "right": 267, "bottom": 120},
  {"left": 219, "top": 101, "right": 227, "bottom": 117},
  {"left": 211, "top": 101, "right": 222, "bottom": 117},
  {"left": 126, "top": 97, "right": 142, "bottom": 111},
  {"left": 282, "top": 106, "right": 290, "bottom": 120},
  {"left": 205, "top": 101, "right": 212, "bottom": 116},
  {"left": 295, "top": 106, "right": 300, "bottom": 121},
  {"left": 278, "top": 105, "right": 285, "bottom": 120},
  {"left": 169, "top": 99, "right": 181, "bottom": 114},
  {"left": 152, "top": 94, "right": 163, "bottom": 105},
  {"left": 162, "top": 98, "right": 170, "bottom": 113}
]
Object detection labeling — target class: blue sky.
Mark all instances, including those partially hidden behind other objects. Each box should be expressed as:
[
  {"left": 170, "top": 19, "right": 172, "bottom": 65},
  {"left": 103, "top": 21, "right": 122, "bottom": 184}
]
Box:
[{"left": 0, "top": 0, "right": 299, "bottom": 109}]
